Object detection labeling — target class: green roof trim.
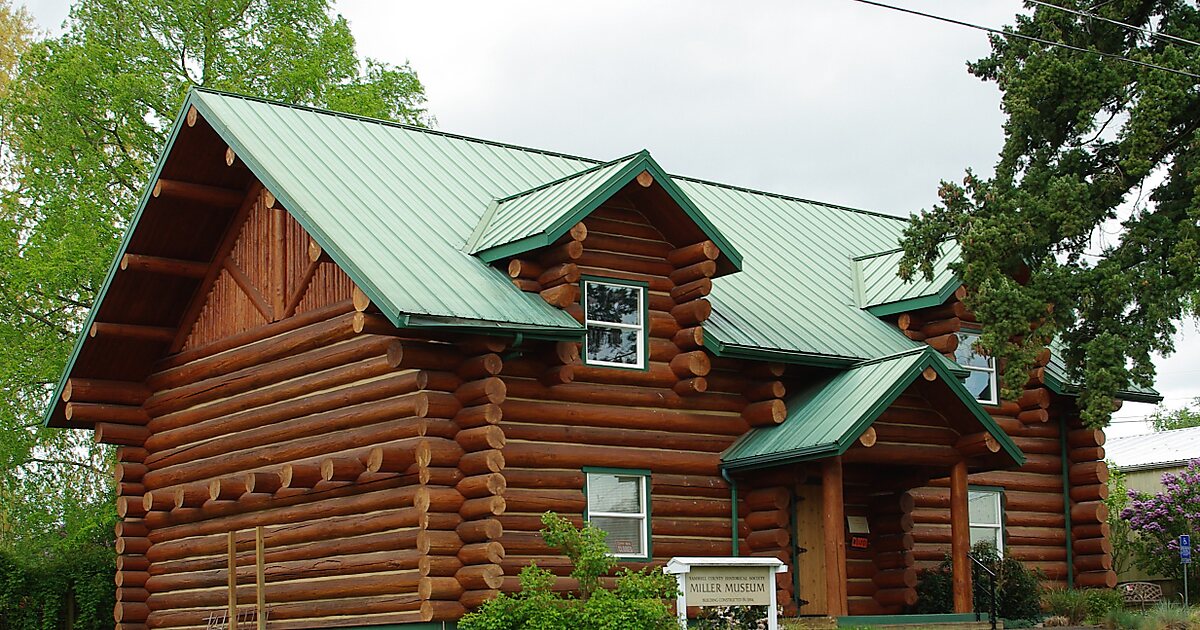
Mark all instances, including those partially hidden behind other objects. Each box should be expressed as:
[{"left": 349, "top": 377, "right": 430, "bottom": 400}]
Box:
[
  {"left": 468, "top": 150, "right": 744, "bottom": 272},
  {"left": 720, "top": 346, "right": 1024, "bottom": 471},
  {"left": 855, "top": 241, "right": 961, "bottom": 317},
  {"left": 1043, "top": 339, "right": 1162, "bottom": 404}
]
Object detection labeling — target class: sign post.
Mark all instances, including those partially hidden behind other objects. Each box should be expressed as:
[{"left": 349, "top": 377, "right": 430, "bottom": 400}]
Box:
[
  {"left": 664, "top": 557, "right": 786, "bottom": 630},
  {"left": 1182, "top": 534, "right": 1191, "bottom": 608}
]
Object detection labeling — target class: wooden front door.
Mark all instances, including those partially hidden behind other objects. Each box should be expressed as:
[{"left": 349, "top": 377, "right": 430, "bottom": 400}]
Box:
[{"left": 795, "top": 484, "right": 827, "bottom": 615}]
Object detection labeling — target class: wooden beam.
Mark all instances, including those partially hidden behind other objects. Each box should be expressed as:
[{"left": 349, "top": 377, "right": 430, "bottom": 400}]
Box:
[
  {"left": 65, "top": 402, "right": 149, "bottom": 425},
  {"left": 223, "top": 259, "right": 273, "bottom": 321},
  {"left": 152, "top": 178, "right": 244, "bottom": 208},
  {"left": 256, "top": 526, "right": 266, "bottom": 630},
  {"left": 227, "top": 531, "right": 237, "bottom": 625},
  {"left": 120, "top": 253, "right": 208, "bottom": 279},
  {"left": 89, "top": 322, "right": 175, "bottom": 344},
  {"left": 270, "top": 206, "right": 286, "bottom": 319},
  {"left": 635, "top": 170, "right": 654, "bottom": 187},
  {"left": 822, "top": 456, "right": 848, "bottom": 617},
  {"left": 949, "top": 459, "right": 973, "bottom": 613},
  {"left": 62, "top": 378, "right": 150, "bottom": 406},
  {"left": 857, "top": 426, "right": 877, "bottom": 448}
]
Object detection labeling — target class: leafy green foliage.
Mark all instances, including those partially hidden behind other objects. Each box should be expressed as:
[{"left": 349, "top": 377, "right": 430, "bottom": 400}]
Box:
[
  {"left": 0, "top": 542, "right": 116, "bottom": 630},
  {"left": 1105, "top": 462, "right": 1134, "bottom": 576},
  {"left": 1084, "top": 589, "right": 1126, "bottom": 625},
  {"left": 898, "top": 2, "right": 1200, "bottom": 426},
  {"left": 458, "top": 512, "right": 678, "bottom": 630},
  {"left": 1147, "top": 397, "right": 1200, "bottom": 431},
  {"left": 1044, "top": 588, "right": 1090, "bottom": 625},
  {"left": 0, "top": 0, "right": 428, "bottom": 556},
  {"left": 914, "top": 541, "right": 1043, "bottom": 622}
]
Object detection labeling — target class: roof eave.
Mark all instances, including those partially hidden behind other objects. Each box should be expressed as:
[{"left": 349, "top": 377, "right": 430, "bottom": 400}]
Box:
[
  {"left": 702, "top": 333, "right": 860, "bottom": 368},
  {"left": 42, "top": 92, "right": 203, "bottom": 428},
  {"left": 1043, "top": 371, "right": 1163, "bottom": 404}
]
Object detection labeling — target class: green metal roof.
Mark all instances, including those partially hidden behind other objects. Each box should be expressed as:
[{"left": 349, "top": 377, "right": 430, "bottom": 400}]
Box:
[
  {"left": 467, "top": 151, "right": 743, "bottom": 271},
  {"left": 854, "top": 241, "right": 961, "bottom": 316},
  {"left": 721, "top": 346, "right": 1025, "bottom": 471},
  {"left": 192, "top": 89, "right": 921, "bottom": 363},
  {"left": 1043, "top": 339, "right": 1162, "bottom": 403}
]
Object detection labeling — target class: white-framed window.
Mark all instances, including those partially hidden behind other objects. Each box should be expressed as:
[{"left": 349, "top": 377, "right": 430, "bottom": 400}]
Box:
[
  {"left": 583, "top": 279, "right": 646, "bottom": 369},
  {"left": 584, "top": 468, "right": 651, "bottom": 559},
  {"left": 955, "top": 331, "right": 998, "bottom": 405},
  {"left": 969, "top": 488, "right": 1004, "bottom": 556}
]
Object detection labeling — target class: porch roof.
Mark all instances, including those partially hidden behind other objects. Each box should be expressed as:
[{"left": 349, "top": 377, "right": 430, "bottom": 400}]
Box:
[{"left": 720, "top": 346, "right": 1024, "bottom": 471}]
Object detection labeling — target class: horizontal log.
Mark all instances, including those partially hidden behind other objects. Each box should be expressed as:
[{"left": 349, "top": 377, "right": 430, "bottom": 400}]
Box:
[
  {"left": 503, "top": 441, "right": 715, "bottom": 475},
  {"left": 670, "top": 299, "right": 712, "bottom": 327},
  {"left": 1073, "top": 537, "right": 1113, "bottom": 556},
  {"left": 1074, "top": 570, "right": 1117, "bottom": 588},
  {"left": 502, "top": 422, "right": 731, "bottom": 453},
  {"left": 152, "top": 177, "right": 244, "bottom": 207},
  {"left": 1069, "top": 446, "right": 1105, "bottom": 462},
  {"left": 66, "top": 402, "right": 149, "bottom": 426},
  {"left": 95, "top": 423, "right": 149, "bottom": 446},
  {"left": 120, "top": 253, "right": 208, "bottom": 279},
  {"left": 1071, "top": 501, "right": 1108, "bottom": 523},
  {"left": 1074, "top": 553, "right": 1113, "bottom": 572},
  {"left": 62, "top": 379, "right": 150, "bottom": 406},
  {"left": 1018, "top": 387, "right": 1051, "bottom": 410},
  {"left": 503, "top": 377, "right": 745, "bottom": 413},
  {"left": 1067, "top": 428, "right": 1105, "bottom": 448},
  {"left": 667, "top": 241, "right": 719, "bottom": 267},
  {"left": 508, "top": 259, "right": 543, "bottom": 279},
  {"left": 1069, "top": 461, "right": 1109, "bottom": 485},
  {"left": 744, "top": 399, "right": 786, "bottom": 427},
  {"left": 501, "top": 398, "right": 745, "bottom": 435},
  {"left": 1073, "top": 522, "right": 1110, "bottom": 540},
  {"left": 1069, "top": 483, "right": 1108, "bottom": 503},
  {"left": 89, "top": 322, "right": 174, "bottom": 344}
]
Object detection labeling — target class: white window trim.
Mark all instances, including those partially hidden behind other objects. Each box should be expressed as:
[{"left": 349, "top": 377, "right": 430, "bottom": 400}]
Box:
[
  {"left": 958, "top": 331, "right": 999, "bottom": 405},
  {"left": 583, "top": 280, "right": 646, "bottom": 369},
  {"left": 969, "top": 489, "right": 1004, "bottom": 557},
  {"left": 585, "top": 472, "right": 649, "bottom": 559}
]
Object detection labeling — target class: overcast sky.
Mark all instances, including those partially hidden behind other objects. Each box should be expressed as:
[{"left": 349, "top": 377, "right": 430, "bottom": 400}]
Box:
[{"left": 20, "top": 0, "right": 1200, "bottom": 437}]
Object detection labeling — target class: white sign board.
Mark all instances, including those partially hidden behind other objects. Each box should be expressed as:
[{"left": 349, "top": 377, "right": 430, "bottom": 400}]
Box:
[{"left": 664, "top": 557, "right": 786, "bottom": 629}]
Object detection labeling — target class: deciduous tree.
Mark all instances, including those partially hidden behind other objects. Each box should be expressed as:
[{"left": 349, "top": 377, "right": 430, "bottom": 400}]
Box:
[
  {"left": 0, "top": 0, "right": 429, "bottom": 554},
  {"left": 900, "top": 1, "right": 1200, "bottom": 426}
]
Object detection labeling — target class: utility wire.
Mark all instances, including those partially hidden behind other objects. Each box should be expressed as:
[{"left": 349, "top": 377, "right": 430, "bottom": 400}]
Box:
[
  {"left": 848, "top": 0, "right": 1200, "bottom": 81},
  {"left": 1028, "top": 0, "right": 1200, "bottom": 49}
]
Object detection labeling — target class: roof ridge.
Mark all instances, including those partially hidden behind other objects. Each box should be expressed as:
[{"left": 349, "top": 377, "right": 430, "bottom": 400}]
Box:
[
  {"left": 848, "top": 345, "right": 929, "bottom": 368},
  {"left": 493, "top": 150, "right": 645, "bottom": 204},
  {"left": 193, "top": 89, "right": 909, "bottom": 224},
  {"left": 192, "top": 87, "right": 604, "bottom": 165}
]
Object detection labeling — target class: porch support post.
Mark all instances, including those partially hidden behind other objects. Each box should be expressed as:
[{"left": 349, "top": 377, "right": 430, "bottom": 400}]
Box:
[
  {"left": 822, "top": 455, "right": 847, "bottom": 617},
  {"left": 950, "top": 458, "right": 973, "bottom": 613}
]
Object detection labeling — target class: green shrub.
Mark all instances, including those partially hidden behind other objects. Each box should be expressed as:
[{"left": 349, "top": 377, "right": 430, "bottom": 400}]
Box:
[
  {"left": 1102, "top": 607, "right": 1143, "bottom": 630},
  {"left": 913, "top": 541, "right": 1042, "bottom": 622},
  {"left": 458, "top": 512, "right": 678, "bottom": 630},
  {"left": 1138, "top": 602, "right": 1194, "bottom": 630},
  {"left": 1085, "top": 588, "right": 1126, "bottom": 625},
  {"left": 1044, "top": 588, "right": 1089, "bottom": 624},
  {"left": 0, "top": 545, "right": 115, "bottom": 630}
]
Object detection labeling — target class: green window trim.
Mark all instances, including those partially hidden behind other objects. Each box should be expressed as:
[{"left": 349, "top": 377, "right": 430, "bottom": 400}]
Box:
[
  {"left": 582, "top": 466, "right": 653, "bottom": 562},
  {"left": 581, "top": 276, "right": 650, "bottom": 371}
]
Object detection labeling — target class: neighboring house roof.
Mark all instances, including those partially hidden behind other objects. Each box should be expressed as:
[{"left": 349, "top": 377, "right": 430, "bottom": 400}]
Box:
[
  {"left": 853, "top": 241, "right": 961, "bottom": 317},
  {"left": 467, "top": 151, "right": 742, "bottom": 273},
  {"left": 721, "top": 346, "right": 1025, "bottom": 471},
  {"left": 1106, "top": 426, "right": 1200, "bottom": 472}
]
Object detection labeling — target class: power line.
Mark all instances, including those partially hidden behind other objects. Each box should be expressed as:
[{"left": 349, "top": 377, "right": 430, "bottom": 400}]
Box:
[
  {"left": 848, "top": 0, "right": 1200, "bottom": 81},
  {"left": 1027, "top": 0, "right": 1200, "bottom": 49}
]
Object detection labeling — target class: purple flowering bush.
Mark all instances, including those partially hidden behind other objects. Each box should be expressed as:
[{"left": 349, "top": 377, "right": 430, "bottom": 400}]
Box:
[{"left": 1120, "top": 458, "right": 1200, "bottom": 597}]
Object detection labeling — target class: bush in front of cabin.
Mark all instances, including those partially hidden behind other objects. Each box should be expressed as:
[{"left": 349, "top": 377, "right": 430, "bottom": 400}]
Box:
[
  {"left": 458, "top": 512, "right": 679, "bottom": 630},
  {"left": 913, "top": 541, "right": 1042, "bottom": 623}
]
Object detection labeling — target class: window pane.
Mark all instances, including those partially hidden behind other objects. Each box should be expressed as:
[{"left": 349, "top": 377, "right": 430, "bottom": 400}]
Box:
[
  {"left": 969, "top": 491, "right": 1000, "bottom": 525},
  {"left": 586, "top": 327, "right": 639, "bottom": 365},
  {"left": 970, "top": 526, "right": 1000, "bottom": 550},
  {"left": 954, "top": 333, "right": 992, "bottom": 369},
  {"left": 590, "top": 516, "right": 644, "bottom": 556},
  {"left": 588, "top": 474, "right": 642, "bottom": 513},
  {"left": 586, "top": 283, "right": 641, "bottom": 325},
  {"left": 964, "top": 368, "right": 994, "bottom": 402}
]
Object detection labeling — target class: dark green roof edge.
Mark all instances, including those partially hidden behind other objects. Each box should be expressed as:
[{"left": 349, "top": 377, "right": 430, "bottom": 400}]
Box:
[
  {"left": 474, "top": 152, "right": 745, "bottom": 271},
  {"left": 721, "top": 347, "right": 1025, "bottom": 472},
  {"left": 864, "top": 278, "right": 960, "bottom": 317},
  {"left": 702, "top": 330, "right": 860, "bottom": 368},
  {"left": 41, "top": 92, "right": 200, "bottom": 428},
  {"left": 1043, "top": 369, "right": 1163, "bottom": 404}
]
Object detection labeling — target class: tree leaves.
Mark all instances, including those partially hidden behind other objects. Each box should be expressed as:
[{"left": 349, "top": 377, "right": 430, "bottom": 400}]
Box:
[
  {"left": 900, "top": 0, "right": 1200, "bottom": 426},
  {"left": 0, "top": 0, "right": 428, "bottom": 555}
]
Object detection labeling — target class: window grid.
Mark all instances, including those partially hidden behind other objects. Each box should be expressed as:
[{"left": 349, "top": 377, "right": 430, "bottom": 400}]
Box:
[
  {"left": 583, "top": 280, "right": 646, "bottom": 369},
  {"left": 585, "top": 472, "right": 649, "bottom": 559}
]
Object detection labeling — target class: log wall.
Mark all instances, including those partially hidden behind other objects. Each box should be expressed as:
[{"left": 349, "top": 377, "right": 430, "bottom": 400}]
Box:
[
  {"left": 901, "top": 290, "right": 1112, "bottom": 592},
  {"left": 495, "top": 191, "right": 783, "bottom": 613}
]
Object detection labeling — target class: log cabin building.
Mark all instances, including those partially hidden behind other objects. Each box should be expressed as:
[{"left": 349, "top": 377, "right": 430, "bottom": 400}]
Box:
[{"left": 45, "top": 89, "right": 1160, "bottom": 629}]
